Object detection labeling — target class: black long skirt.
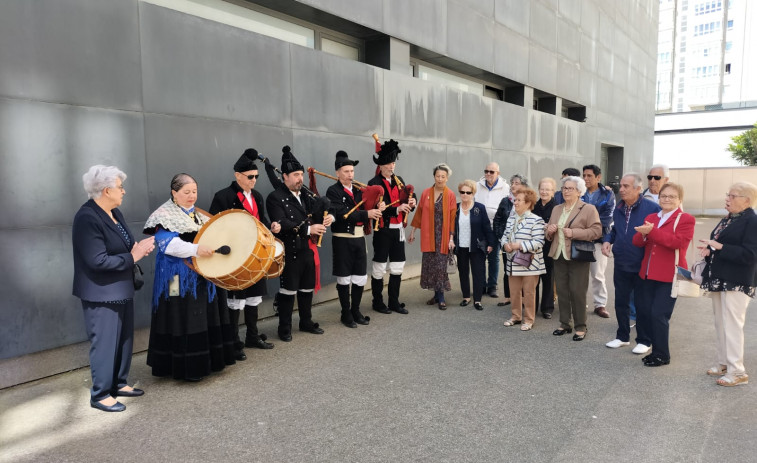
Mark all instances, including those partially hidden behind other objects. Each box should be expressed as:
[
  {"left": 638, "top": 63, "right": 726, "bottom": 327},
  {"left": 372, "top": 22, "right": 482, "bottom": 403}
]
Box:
[{"left": 147, "top": 282, "right": 236, "bottom": 380}]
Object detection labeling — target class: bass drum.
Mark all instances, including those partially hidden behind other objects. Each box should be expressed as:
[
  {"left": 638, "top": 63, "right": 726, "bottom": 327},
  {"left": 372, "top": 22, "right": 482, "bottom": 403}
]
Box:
[
  {"left": 192, "top": 210, "right": 275, "bottom": 290},
  {"left": 266, "top": 238, "right": 285, "bottom": 279}
]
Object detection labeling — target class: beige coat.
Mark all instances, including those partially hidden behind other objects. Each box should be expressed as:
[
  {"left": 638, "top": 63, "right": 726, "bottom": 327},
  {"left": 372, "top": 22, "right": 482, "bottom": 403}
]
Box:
[{"left": 545, "top": 201, "right": 602, "bottom": 260}]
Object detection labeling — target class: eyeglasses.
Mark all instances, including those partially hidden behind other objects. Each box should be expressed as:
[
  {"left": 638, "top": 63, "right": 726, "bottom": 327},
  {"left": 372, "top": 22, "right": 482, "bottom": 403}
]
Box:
[
  {"left": 726, "top": 193, "right": 745, "bottom": 200},
  {"left": 659, "top": 194, "right": 678, "bottom": 200},
  {"left": 459, "top": 191, "right": 473, "bottom": 195},
  {"left": 562, "top": 186, "right": 576, "bottom": 192},
  {"left": 647, "top": 175, "right": 662, "bottom": 181},
  {"left": 484, "top": 170, "right": 497, "bottom": 174},
  {"left": 242, "top": 174, "right": 259, "bottom": 179},
  {"left": 109, "top": 185, "right": 125, "bottom": 191}
]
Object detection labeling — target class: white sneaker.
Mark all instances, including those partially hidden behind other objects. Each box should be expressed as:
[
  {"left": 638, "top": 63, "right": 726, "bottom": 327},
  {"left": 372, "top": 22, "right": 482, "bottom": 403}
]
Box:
[
  {"left": 606, "top": 339, "right": 630, "bottom": 348},
  {"left": 632, "top": 343, "right": 651, "bottom": 354}
]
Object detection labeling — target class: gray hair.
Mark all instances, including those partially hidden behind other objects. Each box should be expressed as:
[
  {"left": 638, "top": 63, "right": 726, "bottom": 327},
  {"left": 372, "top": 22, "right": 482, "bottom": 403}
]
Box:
[
  {"left": 562, "top": 175, "right": 587, "bottom": 196},
  {"left": 510, "top": 174, "right": 529, "bottom": 187},
  {"left": 433, "top": 163, "right": 452, "bottom": 177},
  {"left": 622, "top": 172, "right": 644, "bottom": 189},
  {"left": 730, "top": 181, "right": 757, "bottom": 207},
  {"left": 170, "top": 173, "right": 198, "bottom": 196},
  {"left": 82, "top": 165, "right": 126, "bottom": 199},
  {"left": 649, "top": 164, "right": 670, "bottom": 177}
]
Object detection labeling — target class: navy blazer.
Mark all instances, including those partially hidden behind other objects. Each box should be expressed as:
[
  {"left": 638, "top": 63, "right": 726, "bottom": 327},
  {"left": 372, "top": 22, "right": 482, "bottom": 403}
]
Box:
[
  {"left": 72, "top": 199, "right": 136, "bottom": 302},
  {"left": 454, "top": 201, "right": 496, "bottom": 254}
]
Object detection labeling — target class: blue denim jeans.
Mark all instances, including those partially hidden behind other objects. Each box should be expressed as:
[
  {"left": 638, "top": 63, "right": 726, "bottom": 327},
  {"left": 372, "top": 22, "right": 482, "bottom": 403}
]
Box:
[{"left": 486, "top": 249, "right": 499, "bottom": 291}]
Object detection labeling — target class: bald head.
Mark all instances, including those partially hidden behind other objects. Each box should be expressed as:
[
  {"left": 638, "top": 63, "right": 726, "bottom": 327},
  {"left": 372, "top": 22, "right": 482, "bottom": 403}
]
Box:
[{"left": 484, "top": 162, "right": 500, "bottom": 187}]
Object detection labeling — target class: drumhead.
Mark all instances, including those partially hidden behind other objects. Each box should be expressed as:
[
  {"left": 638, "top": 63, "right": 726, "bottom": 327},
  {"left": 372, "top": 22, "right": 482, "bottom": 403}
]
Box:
[
  {"left": 273, "top": 239, "right": 284, "bottom": 257},
  {"left": 194, "top": 210, "right": 260, "bottom": 278}
]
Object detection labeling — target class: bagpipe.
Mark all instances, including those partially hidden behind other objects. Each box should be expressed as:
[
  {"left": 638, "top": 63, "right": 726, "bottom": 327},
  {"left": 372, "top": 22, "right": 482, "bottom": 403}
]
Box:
[
  {"left": 307, "top": 167, "right": 387, "bottom": 233},
  {"left": 372, "top": 134, "right": 414, "bottom": 227}
]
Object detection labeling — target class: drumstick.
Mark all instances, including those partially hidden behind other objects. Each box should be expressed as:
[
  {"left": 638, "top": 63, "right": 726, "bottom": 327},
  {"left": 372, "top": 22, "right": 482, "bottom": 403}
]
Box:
[
  {"left": 215, "top": 246, "right": 231, "bottom": 255},
  {"left": 317, "top": 211, "right": 328, "bottom": 247}
]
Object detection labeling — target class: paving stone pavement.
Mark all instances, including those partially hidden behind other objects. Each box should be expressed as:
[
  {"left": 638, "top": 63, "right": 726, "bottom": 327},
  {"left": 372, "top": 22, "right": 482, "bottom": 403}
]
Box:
[{"left": 1, "top": 217, "right": 756, "bottom": 463}]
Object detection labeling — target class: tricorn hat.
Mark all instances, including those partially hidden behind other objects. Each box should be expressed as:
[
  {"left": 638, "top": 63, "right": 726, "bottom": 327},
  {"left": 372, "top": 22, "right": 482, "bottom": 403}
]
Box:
[
  {"left": 373, "top": 139, "right": 401, "bottom": 165},
  {"left": 335, "top": 150, "right": 359, "bottom": 170},
  {"left": 234, "top": 148, "right": 258, "bottom": 172},
  {"left": 280, "top": 146, "right": 304, "bottom": 174}
]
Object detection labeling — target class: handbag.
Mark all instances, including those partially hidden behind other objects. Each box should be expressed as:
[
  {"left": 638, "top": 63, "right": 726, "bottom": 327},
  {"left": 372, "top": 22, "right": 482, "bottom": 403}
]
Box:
[
  {"left": 690, "top": 259, "right": 706, "bottom": 285},
  {"left": 133, "top": 263, "right": 145, "bottom": 291},
  {"left": 512, "top": 250, "right": 534, "bottom": 267},
  {"left": 564, "top": 205, "right": 596, "bottom": 262},
  {"left": 447, "top": 252, "right": 457, "bottom": 274},
  {"left": 670, "top": 214, "right": 702, "bottom": 298}
]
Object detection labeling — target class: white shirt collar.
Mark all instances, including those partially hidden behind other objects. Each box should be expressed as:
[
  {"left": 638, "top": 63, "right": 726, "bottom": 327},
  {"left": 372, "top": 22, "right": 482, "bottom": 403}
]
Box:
[{"left": 657, "top": 209, "right": 676, "bottom": 227}]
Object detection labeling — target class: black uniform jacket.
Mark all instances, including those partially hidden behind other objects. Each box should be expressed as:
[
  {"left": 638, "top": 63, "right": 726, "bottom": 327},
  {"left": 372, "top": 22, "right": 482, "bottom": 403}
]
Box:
[
  {"left": 208, "top": 181, "right": 271, "bottom": 228},
  {"left": 367, "top": 173, "right": 415, "bottom": 230},
  {"left": 327, "top": 181, "right": 369, "bottom": 235},
  {"left": 266, "top": 186, "right": 315, "bottom": 254}
]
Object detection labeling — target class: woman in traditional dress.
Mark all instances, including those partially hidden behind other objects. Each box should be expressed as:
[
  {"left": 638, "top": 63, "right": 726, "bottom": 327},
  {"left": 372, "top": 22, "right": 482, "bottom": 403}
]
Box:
[{"left": 144, "top": 173, "right": 236, "bottom": 381}]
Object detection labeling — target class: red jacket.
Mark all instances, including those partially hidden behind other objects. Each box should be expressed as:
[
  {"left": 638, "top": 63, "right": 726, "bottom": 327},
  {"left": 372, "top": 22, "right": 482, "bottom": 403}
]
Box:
[{"left": 632, "top": 208, "right": 695, "bottom": 282}]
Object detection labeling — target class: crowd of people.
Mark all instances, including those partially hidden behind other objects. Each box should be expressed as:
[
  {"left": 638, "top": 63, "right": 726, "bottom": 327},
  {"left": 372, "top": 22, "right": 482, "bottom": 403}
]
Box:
[{"left": 71, "top": 144, "right": 757, "bottom": 412}]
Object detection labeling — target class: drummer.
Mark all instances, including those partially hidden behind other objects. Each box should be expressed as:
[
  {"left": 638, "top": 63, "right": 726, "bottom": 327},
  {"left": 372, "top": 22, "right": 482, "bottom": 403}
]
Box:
[
  {"left": 326, "top": 150, "right": 385, "bottom": 328},
  {"left": 209, "top": 149, "right": 281, "bottom": 357},
  {"left": 266, "top": 146, "right": 334, "bottom": 342}
]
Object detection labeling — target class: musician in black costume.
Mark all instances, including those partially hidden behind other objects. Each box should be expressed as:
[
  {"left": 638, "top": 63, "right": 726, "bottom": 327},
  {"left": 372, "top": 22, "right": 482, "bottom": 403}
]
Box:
[
  {"left": 266, "top": 146, "right": 334, "bottom": 341},
  {"left": 326, "top": 151, "right": 384, "bottom": 328},
  {"left": 209, "top": 149, "right": 280, "bottom": 358},
  {"left": 368, "top": 140, "right": 417, "bottom": 314}
]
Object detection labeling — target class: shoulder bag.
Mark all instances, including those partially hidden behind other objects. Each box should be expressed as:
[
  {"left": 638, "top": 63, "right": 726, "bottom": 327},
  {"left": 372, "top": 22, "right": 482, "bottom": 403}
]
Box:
[
  {"left": 565, "top": 206, "right": 596, "bottom": 262},
  {"left": 670, "top": 213, "right": 702, "bottom": 298}
]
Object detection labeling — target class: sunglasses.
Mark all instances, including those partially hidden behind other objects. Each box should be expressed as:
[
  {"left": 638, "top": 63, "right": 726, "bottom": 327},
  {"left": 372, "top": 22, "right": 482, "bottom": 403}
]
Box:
[
  {"left": 647, "top": 175, "right": 662, "bottom": 180},
  {"left": 459, "top": 190, "right": 473, "bottom": 195},
  {"left": 241, "top": 174, "right": 259, "bottom": 179},
  {"left": 484, "top": 170, "right": 497, "bottom": 174}
]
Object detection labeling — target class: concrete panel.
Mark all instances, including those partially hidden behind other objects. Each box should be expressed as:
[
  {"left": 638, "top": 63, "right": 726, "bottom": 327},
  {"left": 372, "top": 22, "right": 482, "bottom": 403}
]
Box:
[
  {"left": 296, "top": 0, "right": 383, "bottom": 30},
  {"left": 597, "top": 46, "right": 614, "bottom": 82},
  {"left": 384, "top": 72, "right": 447, "bottom": 143},
  {"left": 557, "top": 17, "right": 580, "bottom": 63},
  {"left": 444, "top": 145, "right": 492, "bottom": 186},
  {"left": 529, "top": 1, "right": 557, "bottom": 52},
  {"left": 493, "top": 24, "right": 531, "bottom": 84},
  {"left": 704, "top": 170, "right": 737, "bottom": 214},
  {"left": 558, "top": 0, "right": 582, "bottom": 25},
  {"left": 383, "top": 0, "right": 447, "bottom": 54},
  {"left": 494, "top": 0, "right": 530, "bottom": 37},
  {"left": 533, "top": 111, "right": 557, "bottom": 154},
  {"left": 528, "top": 45, "right": 558, "bottom": 95},
  {"left": 451, "top": 0, "right": 495, "bottom": 17},
  {"left": 0, "top": 224, "right": 152, "bottom": 359},
  {"left": 492, "top": 100, "right": 529, "bottom": 151},
  {"left": 578, "top": 122, "right": 597, "bottom": 159},
  {"left": 445, "top": 89, "right": 493, "bottom": 147},
  {"left": 447, "top": 2, "right": 495, "bottom": 72},
  {"left": 142, "top": 113, "right": 293, "bottom": 212},
  {"left": 598, "top": 10, "right": 615, "bottom": 53},
  {"left": 580, "top": 0, "right": 599, "bottom": 40},
  {"left": 555, "top": 119, "right": 579, "bottom": 155},
  {"left": 579, "top": 70, "right": 597, "bottom": 107},
  {"left": 0, "top": 98, "right": 148, "bottom": 229},
  {"left": 0, "top": 0, "right": 142, "bottom": 111},
  {"left": 580, "top": 33, "right": 598, "bottom": 73},
  {"left": 492, "top": 150, "right": 530, "bottom": 181},
  {"left": 140, "top": 3, "right": 292, "bottom": 126},
  {"left": 556, "top": 59, "right": 580, "bottom": 103},
  {"left": 290, "top": 46, "right": 383, "bottom": 135},
  {"left": 530, "top": 153, "right": 561, "bottom": 185}
]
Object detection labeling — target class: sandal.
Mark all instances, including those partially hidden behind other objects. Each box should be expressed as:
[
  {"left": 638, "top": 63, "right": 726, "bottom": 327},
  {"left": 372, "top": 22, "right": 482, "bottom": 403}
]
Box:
[
  {"left": 572, "top": 332, "right": 586, "bottom": 341},
  {"left": 716, "top": 374, "right": 749, "bottom": 387},
  {"left": 520, "top": 323, "right": 532, "bottom": 331},
  {"left": 706, "top": 365, "right": 727, "bottom": 377},
  {"left": 438, "top": 302, "right": 447, "bottom": 311},
  {"left": 503, "top": 319, "right": 521, "bottom": 327}
]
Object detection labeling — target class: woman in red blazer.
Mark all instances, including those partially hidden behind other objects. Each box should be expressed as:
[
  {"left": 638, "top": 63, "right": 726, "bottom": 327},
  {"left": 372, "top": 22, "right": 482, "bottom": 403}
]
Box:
[{"left": 632, "top": 183, "right": 695, "bottom": 367}]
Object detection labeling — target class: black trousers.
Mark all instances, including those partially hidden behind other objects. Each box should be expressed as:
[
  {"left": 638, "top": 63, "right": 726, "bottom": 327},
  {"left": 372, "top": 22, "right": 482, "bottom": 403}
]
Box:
[
  {"left": 457, "top": 247, "right": 486, "bottom": 302},
  {"left": 535, "top": 256, "right": 554, "bottom": 314},
  {"left": 82, "top": 300, "right": 134, "bottom": 401},
  {"left": 636, "top": 279, "right": 677, "bottom": 361}
]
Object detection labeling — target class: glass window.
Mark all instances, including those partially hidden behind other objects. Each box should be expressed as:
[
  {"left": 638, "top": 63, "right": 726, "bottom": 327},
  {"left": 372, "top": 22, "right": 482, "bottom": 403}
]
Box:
[
  {"left": 727, "top": 19, "right": 734, "bottom": 29},
  {"left": 417, "top": 65, "right": 484, "bottom": 95},
  {"left": 321, "top": 38, "right": 359, "bottom": 61},
  {"left": 725, "top": 41, "right": 733, "bottom": 51}
]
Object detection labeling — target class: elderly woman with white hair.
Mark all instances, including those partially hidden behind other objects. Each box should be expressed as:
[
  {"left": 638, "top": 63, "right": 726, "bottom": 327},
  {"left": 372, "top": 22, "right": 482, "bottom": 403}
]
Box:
[
  {"left": 700, "top": 181, "right": 757, "bottom": 387},
  {"left": 545, "top": 176, "right": 602, "bottom": 341},
  {"left": 72, "top": 165, "right": 155, "bottom": 412}
]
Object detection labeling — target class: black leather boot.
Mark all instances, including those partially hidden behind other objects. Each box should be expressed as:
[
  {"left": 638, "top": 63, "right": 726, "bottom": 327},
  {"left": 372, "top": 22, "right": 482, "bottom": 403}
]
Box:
[
  {"left": 228, "top": 309, "right": 246, "bottom": 360},
  {"left": 277, "top": 293, "right": 295, "bottom": 341},
  {"left": 351, "top": 283, "right": 370, "bottom": 325},
  {"left": 388, "top": 274, "right": 408, "bottom": 314},
  {"left": 244, "top": 305, "right": 273, "bottom": 349},
  {"left": 372, "top": 277, "right": 390, "bottom": 314},
  {"left": 337, "top": 284, "right": 357, "bottom": 328},
  {"left": 297, "top": 291, "right": 324, "bottom": 334}
]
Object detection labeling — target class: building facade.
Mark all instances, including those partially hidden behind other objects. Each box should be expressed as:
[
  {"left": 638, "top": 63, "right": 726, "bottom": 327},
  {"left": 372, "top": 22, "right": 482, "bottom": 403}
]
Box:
[{"left": 0, "top": 0, "right": 659, "bottom": 386}]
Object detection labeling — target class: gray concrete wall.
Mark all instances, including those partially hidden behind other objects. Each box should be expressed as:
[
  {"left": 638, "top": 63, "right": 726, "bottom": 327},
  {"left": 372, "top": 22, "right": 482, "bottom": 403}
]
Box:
[{"left": 0, "top": 0, "right": 659, "bottom": 384}]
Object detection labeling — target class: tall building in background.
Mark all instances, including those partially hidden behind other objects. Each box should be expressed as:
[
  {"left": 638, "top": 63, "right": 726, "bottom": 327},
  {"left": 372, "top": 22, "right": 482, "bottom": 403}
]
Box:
[{"left": 654, "top": 0, "right": 757, "bottom": 167}]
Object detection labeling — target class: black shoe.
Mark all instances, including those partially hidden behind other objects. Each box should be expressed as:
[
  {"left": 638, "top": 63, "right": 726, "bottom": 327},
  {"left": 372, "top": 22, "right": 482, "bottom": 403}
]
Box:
[
  {"left": 474, "top": 302, "right": 483, "bottom": 311},
  {"left": 114, "top": 388, "right": 144, "bottom": 398},
  {"left": 438, "top": 302, "right": 447, "bottom": 310},
  {"left": 542, "top": 312, "right": 552, "bottom": 319},
  {"left": 642, "top": 354, "right": 653, "bottom": 362},
  {"left": 300, "top": 323, "right": 324, "bottom": 335},
  {"left": 552, "top": 328, "right": 573, "bottom": 336},
  {"left": 279, "top": 332, "right": 292, "bottom": 342},
  {"left": 460, "top": 299, "right": 470, "bottom": 307},
  {"left": 352, "top": 311, "right": 370, "bottom": 325},
  {"left": 90, "top": 399, "right": 126, "bottom": 412},
  {"left": 390, "top": 306, "right": 409, "bottom": 314},
  {"left": 487, "top": 288, "right": 498, "bottom": 298},
  {"left": 644, "top": 356, "right": 670, "bottom": 367},
  {"left": 341, "top": 318, "right": 358, "bottom": 328},
  {"left": 572, "top": 333, "right": 586, "bottom": 341},
  {"left": 246, "top": 337, "right": 274, "bottom": 349},
  {"left": 373, "top": 306, "right": 391, "bottom": 314},
  {"left": 185, "top": 377, "right": 203, "bottom": 382},
  {"left": 234, "top": 350, "right": 247, "bottom": 361},
  {"left": 497, "top": 301, "right": 511, "bottom": 307}
]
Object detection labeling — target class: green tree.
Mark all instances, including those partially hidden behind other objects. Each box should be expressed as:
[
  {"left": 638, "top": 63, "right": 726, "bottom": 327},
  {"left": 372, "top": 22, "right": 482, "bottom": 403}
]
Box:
[{"left": 727, "top": 123, "right": 757, "bottom": 166}]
